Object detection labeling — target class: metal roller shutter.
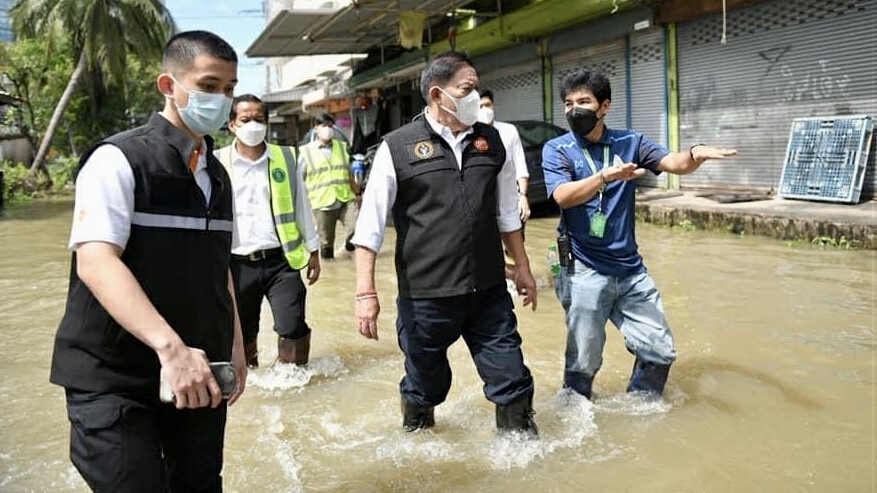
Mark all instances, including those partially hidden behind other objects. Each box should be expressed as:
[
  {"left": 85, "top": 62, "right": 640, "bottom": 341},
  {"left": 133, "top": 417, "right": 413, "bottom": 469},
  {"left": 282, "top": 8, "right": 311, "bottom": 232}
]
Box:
[
  {"left": 677, "top": 0, "right": 877, "bottom": 196},
  {"left": 630, "top": 27, "right": 668, "bottom": 188},
  {"left": 478, "top": 60, "right": 543, "bottom": 122},
  {"left": 551, "top": 39, "right": 628, "bottom": 132}
]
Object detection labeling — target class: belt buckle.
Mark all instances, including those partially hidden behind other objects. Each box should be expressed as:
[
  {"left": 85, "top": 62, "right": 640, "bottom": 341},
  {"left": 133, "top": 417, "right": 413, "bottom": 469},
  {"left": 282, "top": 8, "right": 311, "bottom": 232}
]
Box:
[{"left": 248, "top": 250, "right": 266, "bottom": 261}]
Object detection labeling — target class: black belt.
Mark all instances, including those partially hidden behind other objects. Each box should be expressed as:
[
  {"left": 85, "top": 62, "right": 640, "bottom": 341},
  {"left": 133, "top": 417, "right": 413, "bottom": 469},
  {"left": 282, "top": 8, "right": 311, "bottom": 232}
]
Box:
[{"left": 231, "top": 247, "right": 284, "bottom": 262}]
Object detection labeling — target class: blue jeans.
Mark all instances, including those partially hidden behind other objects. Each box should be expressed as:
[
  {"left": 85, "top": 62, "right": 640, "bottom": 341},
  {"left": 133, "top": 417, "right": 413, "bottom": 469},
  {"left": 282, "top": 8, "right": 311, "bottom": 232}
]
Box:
[
  {"left": 396, "top": 284, "right": 534, "bottom": 407},
  {"left": 554, "top": 259, "right": 676, "bottom": 396}
]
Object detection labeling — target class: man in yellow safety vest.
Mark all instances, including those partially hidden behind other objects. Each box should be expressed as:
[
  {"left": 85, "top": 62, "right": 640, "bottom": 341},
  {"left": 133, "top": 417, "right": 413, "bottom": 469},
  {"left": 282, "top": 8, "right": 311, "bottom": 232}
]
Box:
[
  {"left": 299, "top": 113, "right": 361, "bottom": 260},
  {"left": 216, "top": 94, "right": 320, "bottom": 367}
]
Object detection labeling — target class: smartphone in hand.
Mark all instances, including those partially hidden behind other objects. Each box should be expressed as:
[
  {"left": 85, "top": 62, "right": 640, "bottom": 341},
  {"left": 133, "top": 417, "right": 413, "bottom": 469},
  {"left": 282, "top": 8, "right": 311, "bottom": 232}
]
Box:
[{"left": 159, "top": 361, "right": 237, "bottom": 403}]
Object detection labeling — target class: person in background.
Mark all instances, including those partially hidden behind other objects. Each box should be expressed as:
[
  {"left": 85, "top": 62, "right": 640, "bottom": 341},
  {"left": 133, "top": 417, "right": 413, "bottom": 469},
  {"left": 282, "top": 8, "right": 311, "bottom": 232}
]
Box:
[
  {"left": 50, "top": 30, "right": 246, "bottom": 491},
  {"left": 215, "top": 94, "right": 320, "bottom": 367},
  {"left": 542, "top": 68, "right": 737, "bottom": 401},
  {"left": 478, "top": 89, "right": 530, "bottom": 223},
  {"left": 299, "top": 113, "right": 361, "bottom": 260},
  {"left": 353, "top": 51, "right": 539, "bottom": 437},
  {"left": 478, "top": 89, "right": 531, "bottom": 283}
]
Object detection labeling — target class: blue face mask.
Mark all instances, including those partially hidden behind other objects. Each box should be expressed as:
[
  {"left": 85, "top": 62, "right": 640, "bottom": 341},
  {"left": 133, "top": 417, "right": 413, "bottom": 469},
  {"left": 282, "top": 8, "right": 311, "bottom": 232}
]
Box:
[{"left": 170, "top": 76, "right": 232, "bottom": 136}]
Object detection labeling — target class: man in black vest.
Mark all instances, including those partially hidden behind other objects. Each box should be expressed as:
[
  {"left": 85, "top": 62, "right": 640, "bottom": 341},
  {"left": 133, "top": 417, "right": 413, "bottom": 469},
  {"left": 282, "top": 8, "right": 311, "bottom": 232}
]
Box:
[
  {"left": 352, "top": 51, "right": 538, "bottom": 437},
  {"left": 50, "top": 31, "right": 246, "bottom": 491}
]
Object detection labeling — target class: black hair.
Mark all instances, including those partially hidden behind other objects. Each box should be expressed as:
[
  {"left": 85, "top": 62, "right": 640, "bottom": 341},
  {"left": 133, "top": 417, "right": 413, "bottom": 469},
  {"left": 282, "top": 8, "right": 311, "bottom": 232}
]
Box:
[
  {"left": 229, "top": 94, "right": 264, "bottom": 120},
  {"left": 480, "top": 89, "right": 494, "bottom": 102},
  {"left": 314, "top": 113, "right": 335, "bottom": 126},
  {"left": 560, "top": 68, "right": 611, "bottom": 104},
  {"left": 420, "top": 51, "right": 475, "bottom": 101},
  {"left": 162, "top": 30, "right": 238, "bottom": 75}
]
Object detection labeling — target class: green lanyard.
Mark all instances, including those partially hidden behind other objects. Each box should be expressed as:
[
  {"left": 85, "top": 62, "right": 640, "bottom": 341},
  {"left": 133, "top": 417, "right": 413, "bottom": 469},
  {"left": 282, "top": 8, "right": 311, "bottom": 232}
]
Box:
[{"left": 580, "top": 145, "right": 610, "bottom": 213}]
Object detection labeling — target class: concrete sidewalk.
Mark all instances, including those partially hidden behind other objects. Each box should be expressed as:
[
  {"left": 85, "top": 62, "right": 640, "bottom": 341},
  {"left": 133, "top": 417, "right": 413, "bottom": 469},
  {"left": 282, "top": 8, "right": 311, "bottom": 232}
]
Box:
[{"left": 634, "top": 189, "right": 877, "bottom": 249}]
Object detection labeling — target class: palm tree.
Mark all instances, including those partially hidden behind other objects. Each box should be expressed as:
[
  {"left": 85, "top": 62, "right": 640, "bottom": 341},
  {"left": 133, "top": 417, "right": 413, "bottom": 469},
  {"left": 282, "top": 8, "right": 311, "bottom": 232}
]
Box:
[{"left": 11, "top": 0, "right": 176, "bottom": 175}]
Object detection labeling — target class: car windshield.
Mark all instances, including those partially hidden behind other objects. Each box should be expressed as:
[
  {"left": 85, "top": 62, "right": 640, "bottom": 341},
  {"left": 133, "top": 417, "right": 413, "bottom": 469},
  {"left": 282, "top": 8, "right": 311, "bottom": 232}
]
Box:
[{"left": 511, "top": 121, "right": 567, "bottom": 150}]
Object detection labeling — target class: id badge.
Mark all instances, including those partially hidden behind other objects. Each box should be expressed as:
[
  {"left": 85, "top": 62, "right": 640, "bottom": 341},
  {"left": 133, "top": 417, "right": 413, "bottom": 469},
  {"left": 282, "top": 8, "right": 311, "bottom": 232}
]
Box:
[{"left": 589, "top": 212, "right": 607, "bottom": 238}]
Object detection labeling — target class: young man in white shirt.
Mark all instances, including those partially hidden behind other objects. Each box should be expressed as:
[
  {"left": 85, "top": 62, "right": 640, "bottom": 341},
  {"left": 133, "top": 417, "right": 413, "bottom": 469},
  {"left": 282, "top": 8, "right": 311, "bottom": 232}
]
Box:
[
  {"left": 478, "top": 89, "right": 530, "bottom": 222},
  {"left": 51, "top": 30, "right": 246, "bottom": 491},
  {"left": 215, "top": 94, "right": 321, "bottom": 367}
]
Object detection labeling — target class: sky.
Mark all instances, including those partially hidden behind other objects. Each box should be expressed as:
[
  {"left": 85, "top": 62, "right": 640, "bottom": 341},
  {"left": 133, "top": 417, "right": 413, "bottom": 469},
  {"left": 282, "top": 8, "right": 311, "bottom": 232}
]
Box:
[{"left": 164, "top": 0, "right": 269, "bottom": 97}]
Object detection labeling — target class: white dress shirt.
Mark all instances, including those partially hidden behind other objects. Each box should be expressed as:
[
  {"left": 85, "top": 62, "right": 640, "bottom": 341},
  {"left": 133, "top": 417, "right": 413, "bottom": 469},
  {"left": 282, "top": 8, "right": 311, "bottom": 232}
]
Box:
[
  {"left": 223, "top": 142, "right": 319, "bottom": 255},
  {"left": 494, "top": 120, "right": 529, "bottom": 180},
  {"left": 352, "top": 113, "right": 522, "bottom": 253},
  {"left": 69, "top": 115, "right": 211, "bottom": 251}
]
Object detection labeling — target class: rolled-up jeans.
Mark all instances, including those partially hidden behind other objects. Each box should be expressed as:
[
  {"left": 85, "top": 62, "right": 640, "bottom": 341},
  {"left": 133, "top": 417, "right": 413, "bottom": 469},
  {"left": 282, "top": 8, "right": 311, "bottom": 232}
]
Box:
[{"left": 553, "top": 259, "right": 676, "bottom": 389}]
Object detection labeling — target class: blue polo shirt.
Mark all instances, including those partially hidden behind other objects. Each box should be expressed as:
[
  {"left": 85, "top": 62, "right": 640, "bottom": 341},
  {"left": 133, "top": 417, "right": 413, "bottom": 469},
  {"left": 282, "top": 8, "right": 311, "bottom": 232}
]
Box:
[{"left": 542, "top": 127, "right": 668, "bottom": 278}]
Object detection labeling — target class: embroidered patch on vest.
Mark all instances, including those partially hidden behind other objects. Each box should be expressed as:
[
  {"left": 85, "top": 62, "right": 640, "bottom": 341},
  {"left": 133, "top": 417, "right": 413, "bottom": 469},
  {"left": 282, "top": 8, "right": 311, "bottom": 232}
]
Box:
[
  {"left": 413, "top": 140, "right": 435, "bottom": 159},
  {"left": 473, "top": 136, "right": 489, "bottom": 152},
  {"left": 271, "top": 168, "right": 286, "bottom": 183}
]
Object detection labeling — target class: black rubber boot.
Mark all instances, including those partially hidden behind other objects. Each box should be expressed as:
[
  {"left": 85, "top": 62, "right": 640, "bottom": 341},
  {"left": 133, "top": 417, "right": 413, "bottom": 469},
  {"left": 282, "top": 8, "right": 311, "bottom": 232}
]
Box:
[
  {"left": 401, "top": 396, "right": 435, "bottom": 432},
  {"left": 496, "top": 395, "right": 538, "bottom": 437},
  {"left": 320, "top": 247, "right": 334, "bottom": 260},
  {"left": 563, "top": 370, "right": 595, "bottom": 400},
  {"left": 244, "top": 340, "right": 259, "bottom": 368},
  {"left": 626, "top": 358, "right": 671, "bottom": 397}
]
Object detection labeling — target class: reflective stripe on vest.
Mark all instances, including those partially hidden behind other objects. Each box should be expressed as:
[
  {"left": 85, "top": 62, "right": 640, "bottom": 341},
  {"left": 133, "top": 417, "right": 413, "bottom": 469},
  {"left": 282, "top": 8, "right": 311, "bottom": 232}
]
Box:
[
  {"left": 217, "top": 143, "right": 310, "bottom": 270},
  {"left": 131, "top": 212, "right": 233, "bottom": 232},
  {"left": 301, "top": 139, "right": 354, "bottom": 209}
]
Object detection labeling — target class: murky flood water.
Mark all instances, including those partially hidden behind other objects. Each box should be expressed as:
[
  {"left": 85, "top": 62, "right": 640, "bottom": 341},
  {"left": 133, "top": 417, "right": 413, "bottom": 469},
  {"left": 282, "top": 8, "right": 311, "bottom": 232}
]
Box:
[{"left": 0, "top": 197, "right": 874, "bottom": 492}]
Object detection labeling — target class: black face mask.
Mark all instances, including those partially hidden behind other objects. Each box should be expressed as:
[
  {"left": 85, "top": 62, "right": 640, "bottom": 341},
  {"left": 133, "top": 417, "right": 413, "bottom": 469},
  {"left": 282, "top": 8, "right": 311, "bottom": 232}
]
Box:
[{"left": 566, "top": 106, "right": 600, "bottom": 136}]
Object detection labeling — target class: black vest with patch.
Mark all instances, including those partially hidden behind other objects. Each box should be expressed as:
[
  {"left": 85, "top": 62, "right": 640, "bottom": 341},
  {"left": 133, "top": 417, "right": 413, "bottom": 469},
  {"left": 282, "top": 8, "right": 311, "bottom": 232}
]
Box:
[
  {"left": 384, "top": 117, "right": 507, "bottom": 298},
  {"left": 51, "top": 113, "right": 235, "bottom": 394}
]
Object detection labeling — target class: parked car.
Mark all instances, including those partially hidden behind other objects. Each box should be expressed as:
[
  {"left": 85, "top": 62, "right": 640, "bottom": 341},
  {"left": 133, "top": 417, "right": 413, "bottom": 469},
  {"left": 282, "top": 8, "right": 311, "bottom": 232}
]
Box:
[{"left": 508, "top": 119, "right": 568, "bottom": 211}]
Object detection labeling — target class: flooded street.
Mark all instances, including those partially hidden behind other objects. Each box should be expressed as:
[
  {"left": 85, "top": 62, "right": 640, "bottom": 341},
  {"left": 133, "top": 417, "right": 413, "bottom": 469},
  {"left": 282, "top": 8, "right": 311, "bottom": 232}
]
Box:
[{"left": 0, "top": 197, "right": 874, "bottom": 492}]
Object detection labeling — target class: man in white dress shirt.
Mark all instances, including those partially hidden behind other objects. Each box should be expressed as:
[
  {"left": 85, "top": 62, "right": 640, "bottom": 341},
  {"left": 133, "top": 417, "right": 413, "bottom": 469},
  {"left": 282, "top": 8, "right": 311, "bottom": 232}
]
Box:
[
  {"left": 352, "top": 51, "right": 539, "bottom": 437},
  {"left": 477, "top": 89, "right": 530, "bottom": 222},
  {"left": 216, "top": 94, "right": 321, "bottom": 367}
]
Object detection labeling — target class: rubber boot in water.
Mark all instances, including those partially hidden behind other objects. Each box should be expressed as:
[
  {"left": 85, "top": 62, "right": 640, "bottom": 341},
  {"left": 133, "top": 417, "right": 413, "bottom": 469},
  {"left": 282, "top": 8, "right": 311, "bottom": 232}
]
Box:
[
  {"left": 401, "top": 396, "right": 435, "bottom": 432},
  {"left": 495, "top": 394, "right": 538, "bottom": 437},
  {"left": 563, "top": 370, "right": 595, "bottom": 400},
  {"left": 244, "top": 340, "right": 259, "bottom": 368},
  {"left": 626, "top": 358, "right": 671, "bottom": 397},
  {"left": 320, "top": 246, "right": 334, "bottom": 260},
  {"left": 277, "top": 332, "right": 311, "bottom": 366}
]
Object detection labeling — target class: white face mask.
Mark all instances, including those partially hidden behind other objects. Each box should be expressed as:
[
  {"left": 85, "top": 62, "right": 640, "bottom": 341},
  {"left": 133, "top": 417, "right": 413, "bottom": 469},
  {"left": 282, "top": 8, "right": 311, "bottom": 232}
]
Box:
[
  {"left": 316, "top": 126, "right": 334, "bottom": 142},
  {"left": 235, "top": 121, "right": 267, "bottom": 147},
  {"left": 436, "top": 88, "right": 481, "bottom": 126},
  {"left": 477, "top": 107, "right": 495, "bottom": 124}
]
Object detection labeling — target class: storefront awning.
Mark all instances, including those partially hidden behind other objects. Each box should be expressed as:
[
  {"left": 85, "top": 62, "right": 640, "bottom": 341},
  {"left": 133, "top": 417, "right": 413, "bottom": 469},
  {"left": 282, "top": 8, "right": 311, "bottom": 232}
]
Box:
[
  {"left": 347, "top": 49, "right": 427, "bottom": 89},
  {"left": 246, "top": 0, "right": 476, "bottom": 57},
  {"left": 261, "top": 87, "right": 311, "bottom": 104}
]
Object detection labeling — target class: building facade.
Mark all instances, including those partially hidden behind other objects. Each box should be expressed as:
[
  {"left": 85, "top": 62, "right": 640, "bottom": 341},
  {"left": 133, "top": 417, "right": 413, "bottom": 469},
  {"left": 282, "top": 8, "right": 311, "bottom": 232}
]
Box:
[{"left": 247, "top": 0, "right": 877, "bottom": 198}]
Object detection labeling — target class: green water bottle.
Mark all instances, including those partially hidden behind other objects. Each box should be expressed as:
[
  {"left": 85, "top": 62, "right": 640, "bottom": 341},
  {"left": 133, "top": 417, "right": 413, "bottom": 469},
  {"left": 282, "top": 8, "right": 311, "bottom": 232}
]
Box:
[{"left": 548, "top": 244, "right": 560, "bottom": 276}]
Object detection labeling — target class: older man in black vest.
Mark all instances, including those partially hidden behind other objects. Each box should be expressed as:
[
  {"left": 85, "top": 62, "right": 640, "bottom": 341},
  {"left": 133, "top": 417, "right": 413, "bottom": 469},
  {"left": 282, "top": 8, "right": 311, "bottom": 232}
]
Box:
[{"left": 352, "top": 51, "right": 538, "bottom": 437}]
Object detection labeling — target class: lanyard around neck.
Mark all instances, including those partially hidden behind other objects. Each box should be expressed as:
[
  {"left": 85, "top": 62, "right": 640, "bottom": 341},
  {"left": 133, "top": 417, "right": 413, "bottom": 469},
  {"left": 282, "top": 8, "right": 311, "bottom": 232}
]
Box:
[{"left": 580, "top": 144, "right": 610, "bottom": 176}]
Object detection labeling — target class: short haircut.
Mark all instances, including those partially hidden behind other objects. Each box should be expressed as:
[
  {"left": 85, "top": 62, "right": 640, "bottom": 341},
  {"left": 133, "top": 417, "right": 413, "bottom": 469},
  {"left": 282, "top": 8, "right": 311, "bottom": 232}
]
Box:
[
  {"left": 560, "top": 68, "right": 612, "bottom": 104},
  {"left": 420, "top": 51, "right": 475, "bottom": 101},
  {"left": 314, "top": 113, "right": 335, "bottom": 126},
  {"left": 229, "top": 94, "right": 264, "bottom": 120},
  {"left": 480, "top": 89, "right": 494, "bottom": 102},
  {"left": 162, "top": 30, "right": 238, "bottom": 76}
]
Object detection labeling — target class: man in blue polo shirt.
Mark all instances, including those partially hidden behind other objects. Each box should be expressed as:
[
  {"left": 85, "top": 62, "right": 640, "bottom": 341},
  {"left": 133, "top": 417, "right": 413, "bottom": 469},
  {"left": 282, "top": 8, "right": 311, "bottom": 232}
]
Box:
[{"left": 542, "top": 68, "right": 736, "bottom": 400}]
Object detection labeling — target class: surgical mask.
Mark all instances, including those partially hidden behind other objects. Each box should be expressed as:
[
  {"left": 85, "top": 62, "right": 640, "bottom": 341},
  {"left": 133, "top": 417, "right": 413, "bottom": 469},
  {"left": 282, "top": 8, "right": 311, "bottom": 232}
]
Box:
[
  {"left": 436, "top": 88, "right": 480, "bottom": 126},
  {"left": 566, "top": 106, "right": 601, "bottom": 136},
  {"left": 235, "top": 121, "right": 267, "bottom": 147},
  {"left": 477, "top": 107, "right": 495, "bottom": 124},
  {"left": 316, "top": 126, "right": 334, "bottom": 142},
  {"left": 170, "top": 76, "right": 232, "bottom": 136}
]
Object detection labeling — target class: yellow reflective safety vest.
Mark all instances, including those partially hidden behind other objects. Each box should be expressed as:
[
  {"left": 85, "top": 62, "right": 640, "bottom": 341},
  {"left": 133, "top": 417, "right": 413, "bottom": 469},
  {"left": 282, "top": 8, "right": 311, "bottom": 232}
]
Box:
[
  {"left": 299, "top": 139, "right": 354, "bottom": 210},
  {"left": 217, "top": 143, "right": 310, "bottom": 270}
]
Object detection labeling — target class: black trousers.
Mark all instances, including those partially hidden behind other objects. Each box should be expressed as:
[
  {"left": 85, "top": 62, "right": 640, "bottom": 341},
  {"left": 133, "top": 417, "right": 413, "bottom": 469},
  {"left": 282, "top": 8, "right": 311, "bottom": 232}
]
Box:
[
  {"left": 65, "top": 389, "right": 227, "bottom": 492},
  {"left": 396, "top": 284, "right": 534, "bottom": 407},
  {"left": 229, "top": 250, "right": 310, "bottom": 343}
]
